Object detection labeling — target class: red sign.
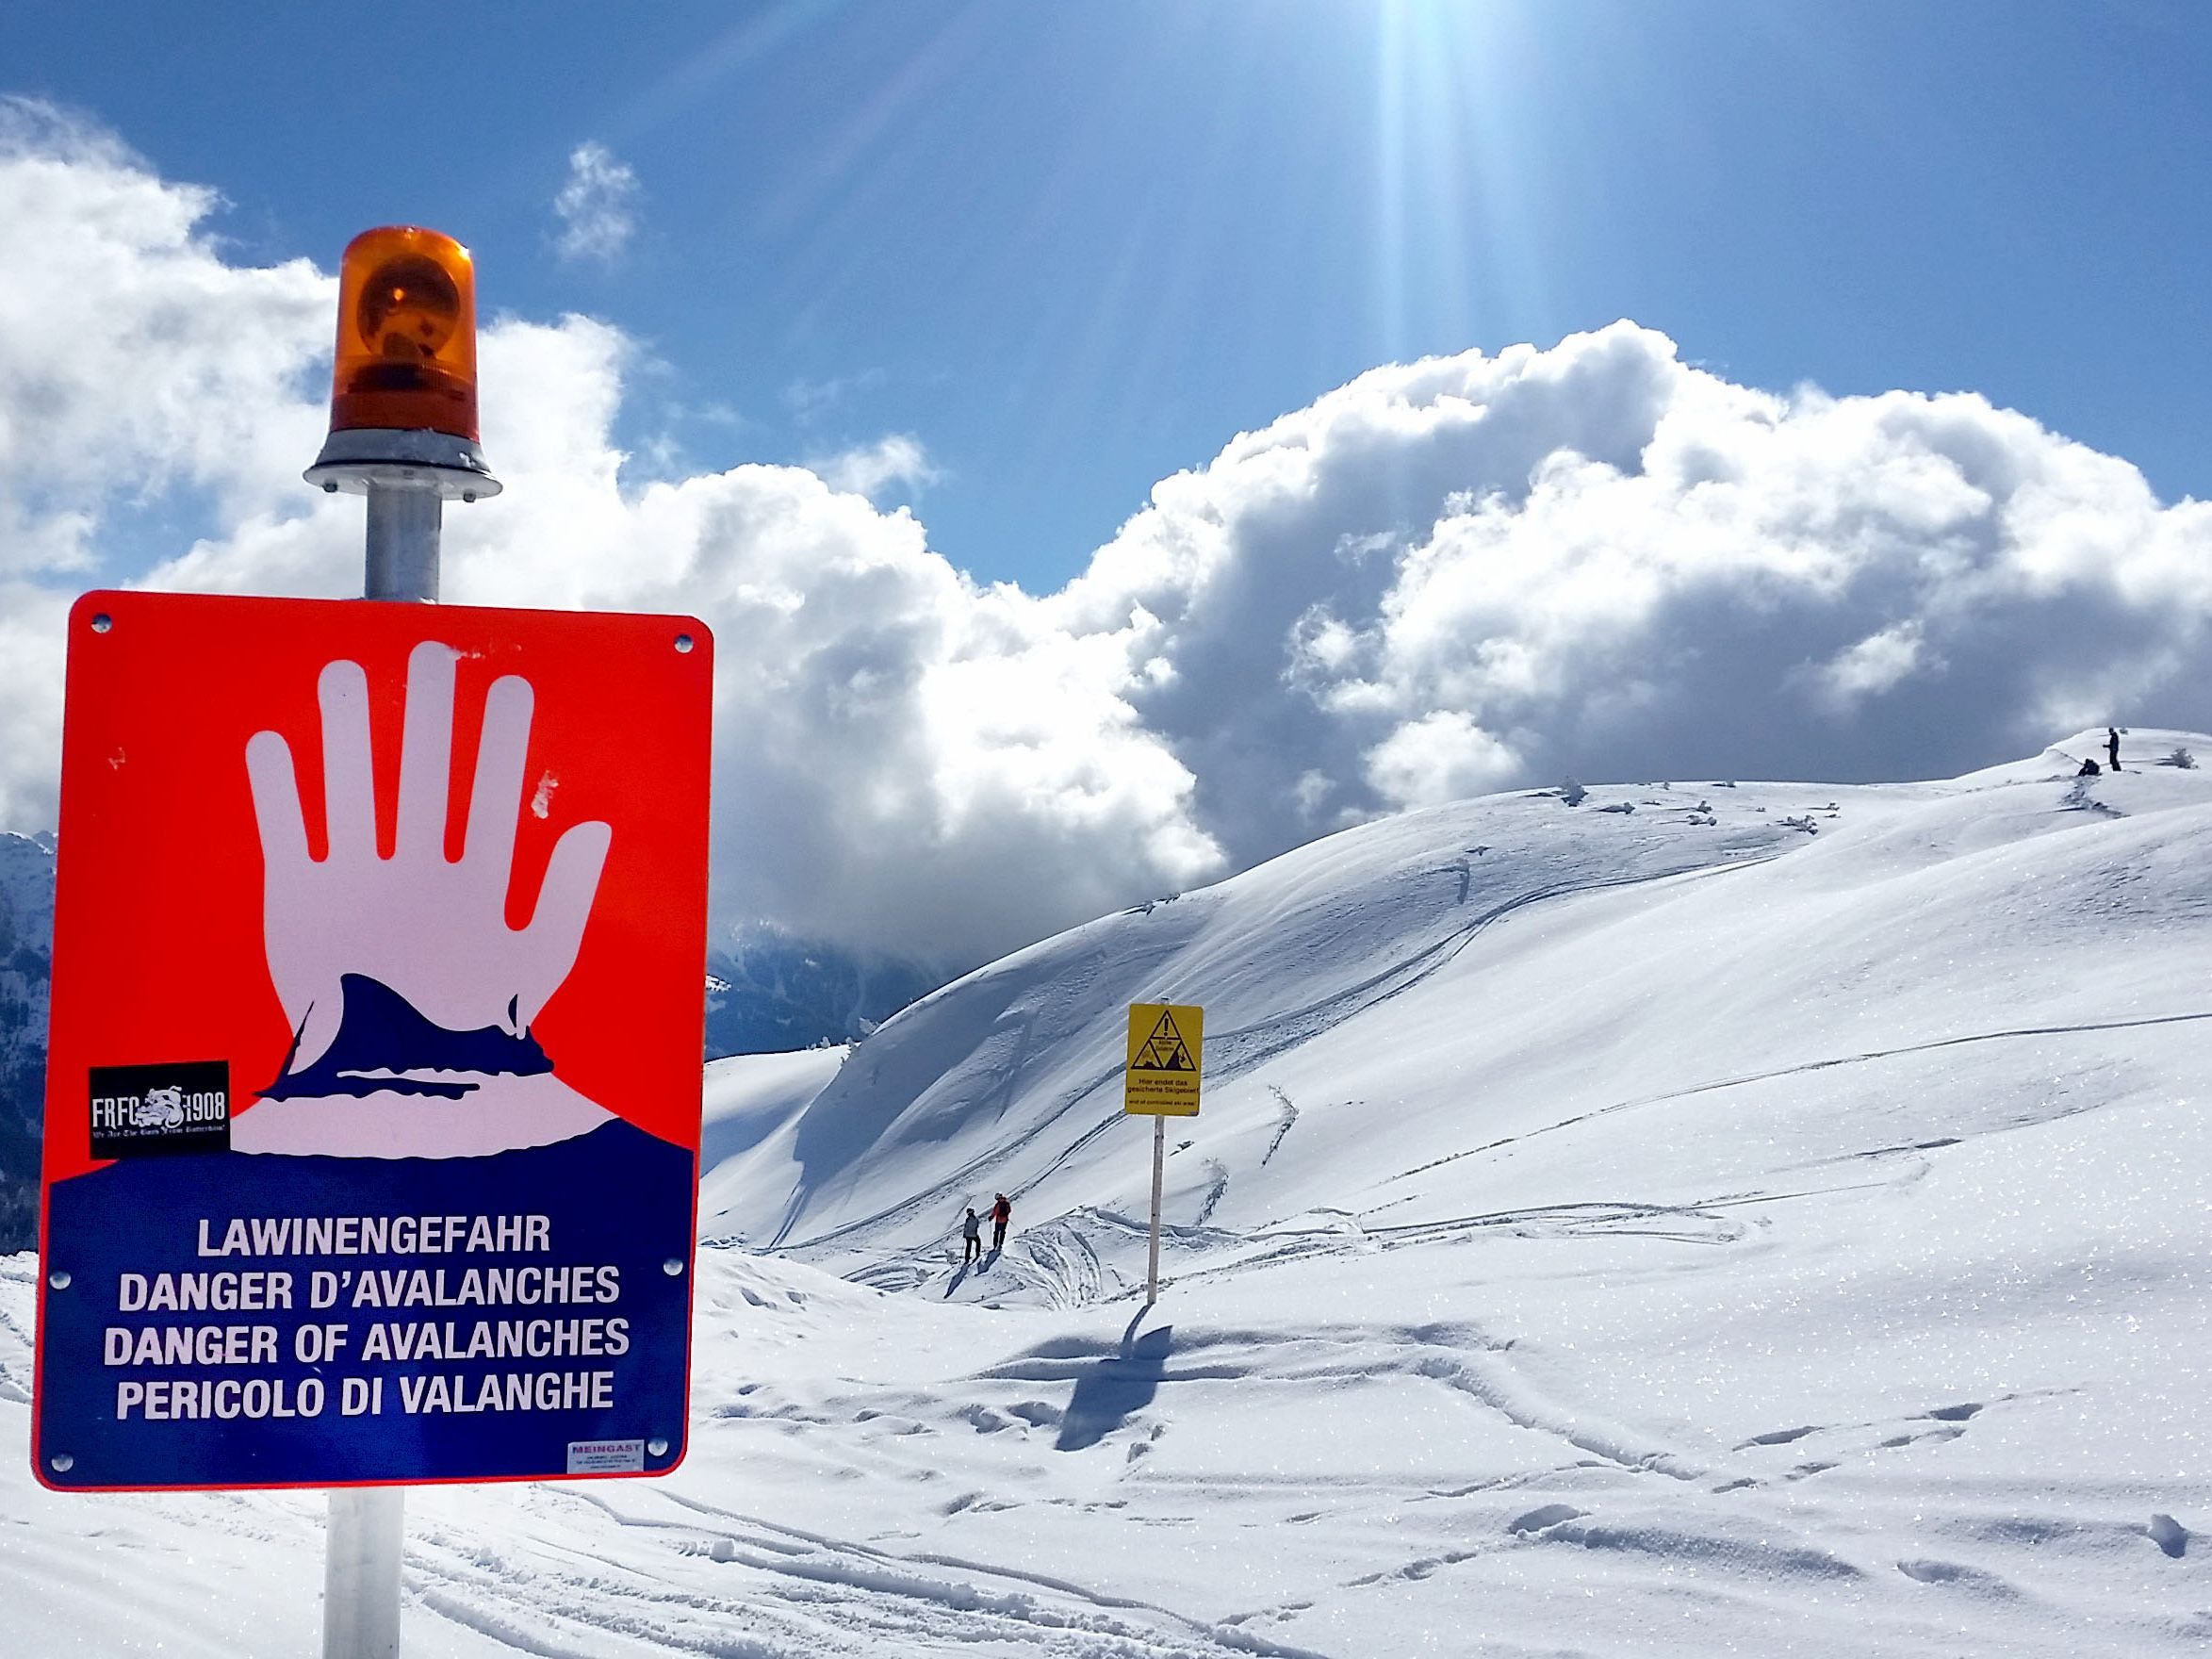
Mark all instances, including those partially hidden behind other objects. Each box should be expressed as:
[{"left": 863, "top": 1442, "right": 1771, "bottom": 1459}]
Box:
[{"left": 35, "top": 591, "right": 713, "bottom": 1490}]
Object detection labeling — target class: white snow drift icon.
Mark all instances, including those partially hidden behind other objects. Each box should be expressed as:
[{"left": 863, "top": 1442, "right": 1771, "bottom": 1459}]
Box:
[{"left": 232, "top": 640, "right": 615, "bottom": 1159}]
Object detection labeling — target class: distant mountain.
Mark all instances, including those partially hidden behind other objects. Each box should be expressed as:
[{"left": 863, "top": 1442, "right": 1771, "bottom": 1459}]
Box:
[
  {"left": 704, "top": 934, "right": 942, "bottom": 1060},
  {"left": 0, "top": 834, "right": 54, "bottom": 1252},
  {"left": 0, "top": 836, "right": 938, "bottom": 1251}
]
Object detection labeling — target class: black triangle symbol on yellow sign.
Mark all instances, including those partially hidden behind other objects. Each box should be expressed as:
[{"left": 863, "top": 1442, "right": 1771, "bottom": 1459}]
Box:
[{"left": 1132, "top": 1008, "right": 1195, "bottom": 1072}]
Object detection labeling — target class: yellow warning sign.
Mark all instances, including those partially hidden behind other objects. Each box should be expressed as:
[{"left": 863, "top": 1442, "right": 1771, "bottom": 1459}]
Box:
[{"left": 1124, "top": 1002, "right": 1204, "bottom": 1116}]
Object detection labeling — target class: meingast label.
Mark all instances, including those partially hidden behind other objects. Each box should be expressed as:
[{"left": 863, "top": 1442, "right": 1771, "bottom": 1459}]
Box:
[{"left": 567, "top": 1437, "right": 646, "bottom": 1474}]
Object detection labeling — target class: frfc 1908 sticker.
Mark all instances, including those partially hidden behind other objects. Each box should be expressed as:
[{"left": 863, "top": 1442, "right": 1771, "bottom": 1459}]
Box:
[{"left": 89, "top": 1061, "right": 231, "bottom": 1158}]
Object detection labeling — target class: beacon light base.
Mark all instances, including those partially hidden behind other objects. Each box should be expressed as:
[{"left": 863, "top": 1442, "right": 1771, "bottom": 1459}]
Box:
[{"left": 304, "top": 427, "right": 503, "bottom": 501}]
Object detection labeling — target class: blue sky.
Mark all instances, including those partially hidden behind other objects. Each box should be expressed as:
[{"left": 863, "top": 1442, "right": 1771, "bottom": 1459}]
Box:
[
  {"left": 9, "top": 3, "right": 2212, "bottom": 963},
  {"left": 5, "top": 0, "right": 2208, "bottom": 589}
]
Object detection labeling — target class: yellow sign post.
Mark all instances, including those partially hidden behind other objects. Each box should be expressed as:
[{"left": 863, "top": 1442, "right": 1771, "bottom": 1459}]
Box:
[{"left": 1124, "top": 1002, "right": 1203, "bottom": 1301}]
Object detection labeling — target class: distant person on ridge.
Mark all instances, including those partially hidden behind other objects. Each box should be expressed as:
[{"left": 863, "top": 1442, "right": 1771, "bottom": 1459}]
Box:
[
  {"left": 960, "top": 1208, "right": 982, "bottom": 1267},
  {"left": 2077, "top": 757, "right": 2101, "bottom": 778},
  {"left": 991, "top": 1192, "right": 1012, "bottom": 1253},
  {"left": 2107, "top": 727, "right": 2122, "bottom": 772}
]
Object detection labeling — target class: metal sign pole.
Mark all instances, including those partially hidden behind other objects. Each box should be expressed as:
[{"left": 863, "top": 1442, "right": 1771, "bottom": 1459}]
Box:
[
  {"left": 322, "top": 475, "right": 439, "bottom": 1659},
  {"left": 1146, "top": 1114, "right": 1166, "bottom": 1303},
  {"left": 303, "top": 226, "right": 498, "bottom": 1659},
  {"left": 365, "top": 482, "right": 442, "bottom": 603},
  {"left": 324, "top": 1485, "right": 406, "bottom": 1659}
]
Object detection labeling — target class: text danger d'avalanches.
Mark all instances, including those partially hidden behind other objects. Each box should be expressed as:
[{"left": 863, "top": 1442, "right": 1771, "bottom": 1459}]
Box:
[{"left": 104, "top": 1211, "right": 632, "bottom": 1422}]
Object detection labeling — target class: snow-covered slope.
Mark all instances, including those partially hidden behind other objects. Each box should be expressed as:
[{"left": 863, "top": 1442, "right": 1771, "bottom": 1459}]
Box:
[
  {"left": 712, "top": 731, "right": 2212, "bottom": 1293},
  {"left": 3, "top": 732, "right": 2206, "bottom": 1656},
  {"left": 698, "top": 1045, "right": 849, "bottom": 1234}
]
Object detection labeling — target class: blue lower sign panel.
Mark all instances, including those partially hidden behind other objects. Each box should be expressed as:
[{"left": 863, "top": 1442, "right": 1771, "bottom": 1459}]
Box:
[{"left": 38, "top": 1119, "right": 696, "bottom": 1489}]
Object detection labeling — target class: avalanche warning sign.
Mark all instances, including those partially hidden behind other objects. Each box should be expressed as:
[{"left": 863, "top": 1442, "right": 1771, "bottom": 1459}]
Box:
[
  {"left": 1123, "top": 1003, "right": 1204, "bottom": 1117},
  {"left": 33, "top": 591, "right": 713, "bottom": 1493}
]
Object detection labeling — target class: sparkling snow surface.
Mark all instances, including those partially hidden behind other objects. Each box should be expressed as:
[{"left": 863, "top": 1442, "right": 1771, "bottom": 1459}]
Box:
[{"left": 6, "top": 731, "right": 2209, "bottom": 1655}]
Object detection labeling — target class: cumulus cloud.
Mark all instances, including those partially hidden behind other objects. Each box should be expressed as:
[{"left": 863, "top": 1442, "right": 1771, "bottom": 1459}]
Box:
[
  {"left": 1364, "top": 712, "right": 1519, "bottom": 811},
  {"left": 0, "top": 97, "right": 328, "bottom": 829},
  {"left": 6, "top": 109, "right": 2212, "bottom": 971},
  {"left": 551, "top": 141, "right": 640, "bottom": 265},
  {"left": 810, "top": 434, "right": 942, "bottom": 501},
  {"left": 1059, "top": 326, "right": 2212, "bottom": 864}
]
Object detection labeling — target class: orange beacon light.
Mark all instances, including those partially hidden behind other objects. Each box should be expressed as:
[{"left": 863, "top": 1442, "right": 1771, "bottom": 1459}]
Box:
[{"left": 305, "top": 225, "right": 500, "bottom": 501}]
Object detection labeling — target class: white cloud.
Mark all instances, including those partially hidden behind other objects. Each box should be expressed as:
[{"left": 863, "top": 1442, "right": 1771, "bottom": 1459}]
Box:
[
  {"left": 810, "top": 434, "right": 942, "bottom": 501},
  {"left": 1058, "top": 324, "right": 2212, "bottom": 864},
  {"left": 551, "top": 141, "right": 640, "bottom": 265},
  {"left": 0, "top": 98, "right": 328, "bottom": 830},
  {"left": 784, "top": 369, "right": 885, "bottom": 423},
  {"left": 8, "top": 114, "right": 2212, "bottom": 970},
  {"left": 1365, "top": 712, "right": 1520, "bottom": 812},
  {"left": 1800, "top": 620, "right": 1940, "bottom": 712}
]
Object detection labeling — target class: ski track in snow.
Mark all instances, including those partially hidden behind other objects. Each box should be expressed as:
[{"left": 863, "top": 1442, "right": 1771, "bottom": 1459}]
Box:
[
  {"left": 402, "top": 1513, "right": 1327, "bottom": 1654},
  {"left": 405, "top": 1486, "right": 1342, "bottom": 1659},
  {"left": 974, "top": 1321, "right": 1705, "bottom": 1484},
  {"left": 1385, "top": 1006, "right": 2212, "bottom": 1187}
]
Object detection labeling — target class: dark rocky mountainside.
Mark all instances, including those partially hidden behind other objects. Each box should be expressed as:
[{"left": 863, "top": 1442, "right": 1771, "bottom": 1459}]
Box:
[
  {"left": 0, "top": 835, "right": 54, "bottom": 1251},
  {"left": 704, "top": 935, "right": 942, "bottom": 1059}
]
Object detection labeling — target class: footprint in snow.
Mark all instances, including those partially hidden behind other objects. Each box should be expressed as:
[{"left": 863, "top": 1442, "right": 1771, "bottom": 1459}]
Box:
[
  {"left": 1507, "top": 1503, "right": 1586, "bottom": 1536},
  {"left": 1897, "top": 1559, "right": 2020, "bottom": 1597},
  {"left": 1736, "top": 1424, "right": 1818, "bottom": 1449}
]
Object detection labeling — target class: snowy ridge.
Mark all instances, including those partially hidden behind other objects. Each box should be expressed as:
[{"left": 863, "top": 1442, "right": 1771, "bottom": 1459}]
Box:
[{"left": 4, "top": 732, "right": 2209, "bottom": 1655}]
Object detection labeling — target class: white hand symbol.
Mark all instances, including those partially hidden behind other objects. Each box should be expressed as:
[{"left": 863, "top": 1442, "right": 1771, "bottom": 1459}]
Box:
[{"left": 245, "top": 640, "right": 612, "bottom": 1076}]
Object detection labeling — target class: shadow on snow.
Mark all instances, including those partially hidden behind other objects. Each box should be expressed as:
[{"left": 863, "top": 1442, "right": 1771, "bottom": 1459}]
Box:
[{"left": 1055, "top": 1312, "right": 1172, "bottom": 1452}]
